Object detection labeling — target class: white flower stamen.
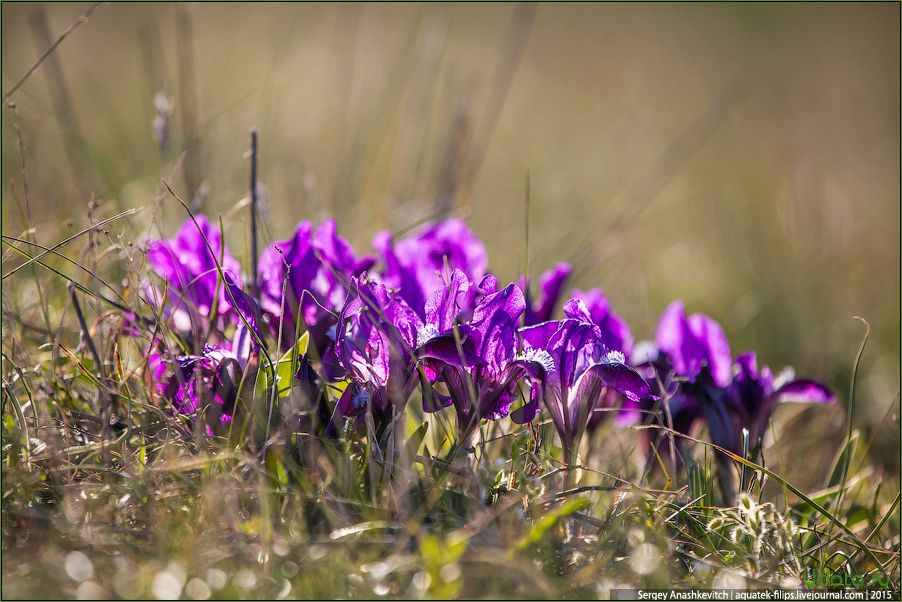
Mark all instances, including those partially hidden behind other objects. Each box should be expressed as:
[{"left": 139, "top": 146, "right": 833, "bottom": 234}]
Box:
[
  {"left": 518, "top": 347, "right": 556, "bottom": 373},
  {"left": 604, "top": 350, "right": 626, "bottom": 365},
  {"left": 416, "top": 324, "right": 440, "bottom": 348}
]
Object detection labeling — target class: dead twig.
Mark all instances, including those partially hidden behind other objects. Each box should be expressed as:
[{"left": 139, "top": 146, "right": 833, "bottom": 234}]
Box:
[{"left": 2, "top": 2, "right": 106, "bottom": 102}]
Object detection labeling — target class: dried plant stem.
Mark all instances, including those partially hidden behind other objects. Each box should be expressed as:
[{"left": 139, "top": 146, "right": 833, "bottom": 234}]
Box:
[
  {"left": 250, "top": 129, "right": 260, "bottom": 297},
  {"left": 2, "top": 2, "right": 104, "bottom": 102},
  {"left": 69, "top": 282, "right": 116, "bottom": 444},
  {"left": 68, "top": 283, "right": 105, "bottom": 383},
  {"left": 176, "top": 2, "right": 203, "bottom": 204},
  {"left": 8, "top": 103, "right": 55, "bottom": 407}
]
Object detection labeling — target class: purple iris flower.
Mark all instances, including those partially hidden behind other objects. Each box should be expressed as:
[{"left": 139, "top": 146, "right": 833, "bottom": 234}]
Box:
[
  {"left": 515, "top": 298, "right": 652, "bottom": 461},
  {"left": 154, "top": 327, "right": 254, "bottom": 436},
  {"left": 725, "top": 351, "right": 834, "bottom": 452},
  {"left": 333, "top": 276, "right": 422, "bottom": 431},
  {"left": 416, "top": 278, "right": 549, "bottom": 440},
  {"left": 655, "top": 301, "right": 732, "bottom": 388},
  {"left": 557, "top": 292, "right": 641, "bottom": 431},
  {"left": 163, "top": 345, "right": 242, "bottom": 435},
  {"left": 150, "top": 280, "right": 264, "bottom": 435},
  {"left": 146, "top": 215, "right": 243, "bottom": 331},
  {"left": 333, "top": 270, "right": 499, "bottom": 436},
  {"left": 647, "top": 301, "right": 834, "bottom": 457},
  {"left": 521, "top": 263, "right": 572, "bottom": 326},
  {"left": 372, "top": 219, "right": 488, "bottom": 318},
  {"left": 414, "top": 268, "right": 483, "bottom": 396},
  {"left": 258, "top": 220, "right": 374, "bottom": 350},
  {"left": 569, "top": 288, "right": 634, "bottom": 357}
]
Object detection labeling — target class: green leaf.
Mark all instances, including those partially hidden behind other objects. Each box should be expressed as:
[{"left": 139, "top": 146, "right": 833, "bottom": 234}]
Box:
[
  {"left": 327, "top": 379, "right": 350, "bottom": 400},
  {"left": 267, "top": 450, "right": 290, "bottom": 487},
  {"left": 402, "top": 421, "right": 428, "bottom": 466},
  {"left": 825, "top": 429, "right": 860, "bottom": 489},
  {"left": 255, "top": 332, "right": 311, "bottom": 399},
  {"left": 137, "top": 437, "right": 146, "bottom": 473},
  {"left": 515, "top": 497, "right": 591, "bottom": 551},
  {"left": 419, "top": 531, "right": 467, "bottom": 566},
  {"left": 293, "top": 331, "right": 311, "bottom": 360}
]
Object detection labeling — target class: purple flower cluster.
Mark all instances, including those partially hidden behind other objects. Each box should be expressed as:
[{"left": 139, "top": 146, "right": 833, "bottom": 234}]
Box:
[
  {"left": 142, "top": 215, "right": 833, "bottom": 463},
  {"left": 640, "top": 301, "right": 834, "bottom": 459}
]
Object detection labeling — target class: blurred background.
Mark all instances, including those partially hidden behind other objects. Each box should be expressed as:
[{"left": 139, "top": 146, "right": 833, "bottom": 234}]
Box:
[{"left": 2, "top": 2, "right": 899, "bottom": 483}]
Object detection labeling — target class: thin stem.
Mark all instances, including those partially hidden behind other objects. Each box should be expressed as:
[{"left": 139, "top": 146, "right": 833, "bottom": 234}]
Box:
[
  {"left": 68, "top": 283, "right": 106, "bottom": 382},
  {"left": 564, "top": 435, "right": 578, "bottom": 491},
  {"left": 249, "top": 128, "right": 259, "bottom": 298},
  {"left": 69, "top": 283, "right": 116, "bottom": 446},
  {"left": 2, "top": 2, "right": 105, "bottom": 102}
]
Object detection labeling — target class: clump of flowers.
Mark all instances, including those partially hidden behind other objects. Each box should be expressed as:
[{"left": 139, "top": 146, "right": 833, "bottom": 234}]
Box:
[
  {"left": 138, "top": 214, "right": 835, "bottom": 493},
  {"left": 637, "top": 301, "right": 834, "bottom": 463}
]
